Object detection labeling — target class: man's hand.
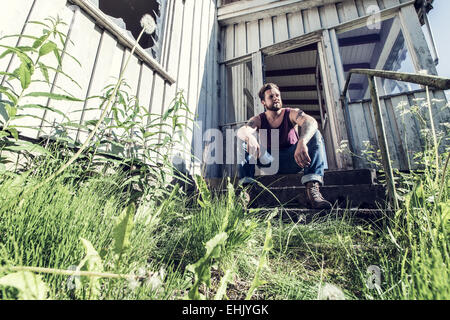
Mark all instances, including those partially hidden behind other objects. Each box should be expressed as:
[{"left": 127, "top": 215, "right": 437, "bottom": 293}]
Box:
[
  {"left": 246, "top": 135, "right": 260, "bottom": 159},
  {"left": 294, "top": 140, "right": 311, "bottom": 168}
]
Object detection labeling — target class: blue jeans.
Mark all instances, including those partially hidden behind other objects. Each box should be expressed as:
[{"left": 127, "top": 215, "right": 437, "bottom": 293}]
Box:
[{"left": 238, "top": 130, "right": 328, "bottom": 185}]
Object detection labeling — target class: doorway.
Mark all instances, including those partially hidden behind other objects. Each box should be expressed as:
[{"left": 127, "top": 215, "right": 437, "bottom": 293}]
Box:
[{"left": 262, "top": 42, "right": 335, "bottom": 170}]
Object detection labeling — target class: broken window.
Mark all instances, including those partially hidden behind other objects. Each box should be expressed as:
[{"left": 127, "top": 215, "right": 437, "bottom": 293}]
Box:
[
  {"left": 337, "top": 16, "right": 419, "bottom": 102},
  {"left": 88, "top": 0, "right": 167, "bottom": 62}
]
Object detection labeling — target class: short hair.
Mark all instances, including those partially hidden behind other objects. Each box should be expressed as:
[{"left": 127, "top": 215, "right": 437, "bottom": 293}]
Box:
[{"left": 258, "top": 83, "right": 280, "bottom": 101}]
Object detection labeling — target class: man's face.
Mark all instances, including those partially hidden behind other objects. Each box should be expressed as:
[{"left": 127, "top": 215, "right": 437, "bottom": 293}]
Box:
[{"left": 262, "top": 88, "right": 282, "bottom": 111}]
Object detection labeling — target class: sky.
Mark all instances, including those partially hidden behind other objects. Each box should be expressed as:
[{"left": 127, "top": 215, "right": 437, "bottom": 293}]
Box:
[{"left": 428, "top": 0, "right": 450, "bottom": 78}]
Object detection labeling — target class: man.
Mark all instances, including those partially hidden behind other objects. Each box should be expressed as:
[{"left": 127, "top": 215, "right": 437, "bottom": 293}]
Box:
[{"left": 236, "top": 83, "right": 332, "bottom": 209}]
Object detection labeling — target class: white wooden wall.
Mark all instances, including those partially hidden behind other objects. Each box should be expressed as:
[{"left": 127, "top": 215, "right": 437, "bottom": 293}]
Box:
[
  {"left": 219, "top": 0, "right": 449, "bottom": 172},
  {"left": 347, "top": 89, "right": 449, "bottom": 170},
  {"left": 0, "top": 0, "right": 220, "bottom": 176},
  {"left": 220, "top": 0, "right": 410, "bottom": 61}
]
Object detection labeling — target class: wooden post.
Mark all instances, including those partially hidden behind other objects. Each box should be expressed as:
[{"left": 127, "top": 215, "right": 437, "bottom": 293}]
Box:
[
  {"left": 252, "top": 51, "right": 264, "bottom": 115},
  {"left": 368, "top": 76, "right": 399, "bottom": 210}
]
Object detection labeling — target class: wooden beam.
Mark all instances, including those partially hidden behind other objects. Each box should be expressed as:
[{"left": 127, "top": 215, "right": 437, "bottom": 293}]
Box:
[
  {"left": 279, "top": 43, "right": 317, "bottom": 55},
  {"left": 284, "top": 99, "right": 324, "bottom": 105},
  {"left": 338, "top": 33, "right": 380, "bottom": 47},
  {"left": 266, "top": 67, "right": 316, "bottom": 77},
  {"left": 218, "top": 0, "right": 343, "bottom": 26},
  {"left": 343, "top": 63, "right": 370, "bottom": 72},
  {"left": 279, "top": 85, "right": 319, "bottom": 92}
]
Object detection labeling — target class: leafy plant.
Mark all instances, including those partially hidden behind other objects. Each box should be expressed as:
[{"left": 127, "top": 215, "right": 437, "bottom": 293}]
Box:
[
  {"left": 186, "top": 232, "right": 228, "bottom": 300},
  {"left": 0, "top": 16, "right": 82, "bottom": 166}
]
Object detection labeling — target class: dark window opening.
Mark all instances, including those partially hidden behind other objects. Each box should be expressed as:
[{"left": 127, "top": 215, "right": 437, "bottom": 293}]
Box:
[{"left": 90, "top": 0, "right": 168, "bottom": 61}]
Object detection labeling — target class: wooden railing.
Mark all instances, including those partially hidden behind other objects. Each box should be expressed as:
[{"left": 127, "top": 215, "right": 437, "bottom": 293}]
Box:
[{"left": 341, "top": 69, "right": 450, "bottom": 210}]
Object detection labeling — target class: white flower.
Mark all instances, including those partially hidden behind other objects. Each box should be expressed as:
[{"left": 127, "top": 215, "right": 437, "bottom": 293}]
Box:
[
  {"left": 317, "top": 283, "right": 346, "bottom": 300},
  {"left": 140, "top": 14, "right": 156, "bottom": 35}
]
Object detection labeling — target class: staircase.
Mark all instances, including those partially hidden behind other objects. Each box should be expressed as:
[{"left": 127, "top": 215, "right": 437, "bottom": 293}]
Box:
[{"left": 206, "top": 169, "right": 391, "bottom": 223}]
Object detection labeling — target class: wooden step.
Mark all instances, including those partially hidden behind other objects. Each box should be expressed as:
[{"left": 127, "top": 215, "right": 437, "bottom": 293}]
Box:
[
  {"left": 207, "top": 169, "right": 377, "bottom": 189},
  {"left": 233, "top": 184, "right": 387, "bottom": 209},
  {"left": 250, "top": 207, "right": 391, "bottom": 224}
]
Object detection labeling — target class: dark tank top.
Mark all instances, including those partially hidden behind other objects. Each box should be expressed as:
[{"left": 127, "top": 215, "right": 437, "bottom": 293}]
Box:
[{"left": 259, "top": 108, "right": 299, "bottom": 150}]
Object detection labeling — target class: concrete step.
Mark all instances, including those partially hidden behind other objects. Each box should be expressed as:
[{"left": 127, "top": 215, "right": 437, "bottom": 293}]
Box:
[
  {"left": 207, "top": 169, "right": 377, "bottom": 189},
  {"left": 234, "top": 183, "right": 387, "bottom": 209},
  {"left": 250, "top": 207, "right": 391, "bottom": 224}
]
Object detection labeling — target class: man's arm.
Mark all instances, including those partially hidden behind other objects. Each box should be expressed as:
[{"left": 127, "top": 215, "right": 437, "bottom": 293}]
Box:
[
  {"left": 289, "top": 108, "right": 319, "bottom": 168},
  {"left": 236, "top": 116, "right": 261, "bottom": 158},
  {"left": 236, "top": 116, "right": 261, "bottom": 141}
]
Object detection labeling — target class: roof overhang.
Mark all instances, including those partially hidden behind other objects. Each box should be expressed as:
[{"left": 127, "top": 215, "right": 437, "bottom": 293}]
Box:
[{"left": 218, "top": 0, "right": 343, "bottom": 26}]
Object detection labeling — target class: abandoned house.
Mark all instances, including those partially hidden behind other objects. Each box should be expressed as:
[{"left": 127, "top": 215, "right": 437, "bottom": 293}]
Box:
[{"left": 1, "top": 0, "right": 449, "bottom": 181}]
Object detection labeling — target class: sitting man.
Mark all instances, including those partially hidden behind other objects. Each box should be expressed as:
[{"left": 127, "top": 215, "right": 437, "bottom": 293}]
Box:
[{"left": 236, "top": 83, "right": 332, "bottom": 209}]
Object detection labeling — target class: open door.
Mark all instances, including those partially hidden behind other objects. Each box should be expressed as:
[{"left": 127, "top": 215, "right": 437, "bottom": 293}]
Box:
[{"left": 262, "top": 42, "right": 336, "bottom": 170}]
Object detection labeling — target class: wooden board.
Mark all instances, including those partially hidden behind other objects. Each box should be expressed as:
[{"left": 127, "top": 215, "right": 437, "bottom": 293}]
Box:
[
  {"left": 225, "top": 24, "right": 235, "bottom": 61},
  {"left": 320, "top": 3, "right": 340, "bottom": 28},
  {"left": 235, "top": 22, "right": 247, "bottom": 57},
  {"left": 259, "top": 17, "right": 273, "bottom": 48},
  {"left": 273, "top": 14, "right": 289, "bottom": 43},
  {"left": 13, "top": 0, "right": 73, "bottom": 139},
  {"left": 246, "top": 20, "right": 260, "bottom": 53},
  {"left": 379, "top": 97, "right": 401, "bottom": 169},
  {"left": 382, "top": 0, "right": 401, "bottom": 9},
  {"left": 0, "top": 0, "right": 35, "bottom": 84},
  {"left": 287, "top": 11, "right": 304, "bottom": 39},
  {"left": 341, "top": 0, "right": 359, "bottom": 22},
  {"left": 391, "top": 95, "right": 419, "bottom": 169},
  {"left": 307, "top": 7, "right": 322, "bottom": 32},
  {"left": 76, "top": 32, "right": 124, "bottom": 143},
  {"left": 347, "top": 102, "right": 366, "bottom": 168},
  {"left": 383, "top": 97, "right": 408, "bottom": 170}
]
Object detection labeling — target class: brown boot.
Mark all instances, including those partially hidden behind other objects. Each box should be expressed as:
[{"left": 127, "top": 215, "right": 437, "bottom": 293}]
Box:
[{"left": 305, "top": 181, "right": 332, "bottom": 209}]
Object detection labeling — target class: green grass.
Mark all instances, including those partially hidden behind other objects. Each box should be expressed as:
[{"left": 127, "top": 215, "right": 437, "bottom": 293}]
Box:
[{"left": 0, "top": 148, "right": 448, "bottom": 300}]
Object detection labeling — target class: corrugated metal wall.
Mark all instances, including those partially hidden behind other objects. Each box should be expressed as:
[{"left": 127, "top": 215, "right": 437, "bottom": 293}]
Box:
[{"left": 0, "top": 0, "right": 220, "bottom": 176}]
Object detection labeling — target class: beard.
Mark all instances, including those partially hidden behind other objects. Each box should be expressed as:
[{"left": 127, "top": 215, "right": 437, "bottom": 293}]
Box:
[{"left": 266, "top": 102, "right": 282, "bottom": 111}]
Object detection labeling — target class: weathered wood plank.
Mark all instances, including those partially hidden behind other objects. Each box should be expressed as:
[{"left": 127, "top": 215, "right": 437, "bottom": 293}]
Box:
[
  {"left": 382, "top": 0, "right": 401, "bottom": 9},
  {"left": 225, "top": 24, "right": 235, "bottom": 60},
  {"left": 247, "top": 20, "right": 260, "bottom": 53},
  {"left": 341, "top": 0, "right": 359, "bottom": 22},
  {"left": 235, "top": 22, "right": 247, "bottom": 57},
  {"left": 362, "top": 0, "right": 381, "bottom": 13},
  {"left": 379, "top": 97, "right": 401, "bottom": 169},
  {"left": 0, "top": 0, "right": 35, "bottom": 83},
  {"left": 273, "top": 14, "right": 289, "bottom": 43},
  {"left": 44, "top": 11, "right": 101, "bottom": 142},
  {"left": 383, "top": 97, "right": 408, "bottom": 170},
  {"left": 208, "top": 1, "right": 220, "bottom": 177},
  {"left": 320, "top": 3, "right": 340, "bottom": 28},
  {"left": 307, "top": 7, "right": 322, "bottom": 32},
  {"left": 348, "top": 102, "right": 366, "bottom": 168},
  {"left": 148, "top": 75, "right": 166, "bottom": 162},
  {"left": 252, "top": 52, "right": 264, "bottom": 116},
  {"left": 317, "top": 39, "right": 340, "bottom": 169},
  {"left": 136, "top": 64, "right": 154, "bottom": 152},
  {"left": 77, "top": 32, "right": 124, "bottom": 143},
  {"left": 7, "top": 0, "right": 72, "bottom": 139},
  {"left": 259, "top": 17, "right": 273, "bottom": 48},
  {"left": 287, "top": 11, "right": 304, "bottom": 39}
]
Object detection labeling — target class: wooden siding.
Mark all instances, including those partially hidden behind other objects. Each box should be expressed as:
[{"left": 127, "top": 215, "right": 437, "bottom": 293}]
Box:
[
  {"left": 346, "top": 89, "right": 450, "bottom": 170},
  {"left": 0, "top": 0, "right": 220, "bottom": 176},
  {"left": 220, "top": 0, "right": 408, "bottom": 57}
]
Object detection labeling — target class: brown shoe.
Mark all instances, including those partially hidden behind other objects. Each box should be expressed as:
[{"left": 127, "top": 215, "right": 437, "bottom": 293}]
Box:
[{"left": 305, "top": 181, "right": 332, "bottom": 209}]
